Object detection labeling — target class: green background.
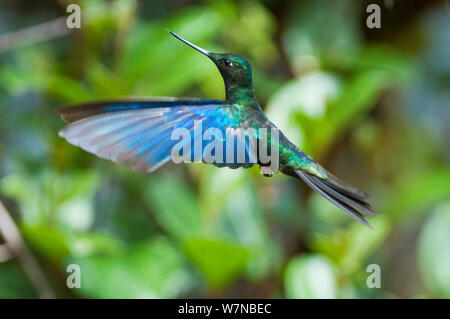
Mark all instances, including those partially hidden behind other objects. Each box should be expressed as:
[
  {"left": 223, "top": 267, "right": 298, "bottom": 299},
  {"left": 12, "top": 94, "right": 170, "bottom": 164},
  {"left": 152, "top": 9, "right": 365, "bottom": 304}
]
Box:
[{"left": 0, "top": 0, "right": 448, "bottom": 298}]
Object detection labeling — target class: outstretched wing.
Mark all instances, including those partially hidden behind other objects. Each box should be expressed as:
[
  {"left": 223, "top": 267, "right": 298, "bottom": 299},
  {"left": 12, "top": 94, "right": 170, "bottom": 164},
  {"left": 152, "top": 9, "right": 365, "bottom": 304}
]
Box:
[{"left": 57, "top": 99, "right": 258, "bottom": 173}]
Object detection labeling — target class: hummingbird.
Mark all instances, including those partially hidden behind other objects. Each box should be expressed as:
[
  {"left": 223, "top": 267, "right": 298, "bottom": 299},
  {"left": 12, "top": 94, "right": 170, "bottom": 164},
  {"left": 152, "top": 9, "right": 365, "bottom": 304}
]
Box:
[{"left": 57, "top": 31, "right": 375, "bottom": 227}]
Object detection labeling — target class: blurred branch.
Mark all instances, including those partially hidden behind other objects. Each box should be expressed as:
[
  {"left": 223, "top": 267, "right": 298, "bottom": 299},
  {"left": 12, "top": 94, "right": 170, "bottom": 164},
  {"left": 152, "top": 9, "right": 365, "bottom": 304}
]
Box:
[
  {"left": 0, "top": 200, "right": 55, "bottom": 298},
  {"left": 0, "top": 244, "right": 14, "bottom": 263},
  {"left": 0, "top": 17, "right": 68, "bottom": 54}
]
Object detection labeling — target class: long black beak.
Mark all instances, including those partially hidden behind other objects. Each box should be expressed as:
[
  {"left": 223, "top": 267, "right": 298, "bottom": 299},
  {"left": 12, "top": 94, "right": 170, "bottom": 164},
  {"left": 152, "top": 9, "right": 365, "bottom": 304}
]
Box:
[{"left": 168, "top": 30, "right": 211, "bottom": 57}]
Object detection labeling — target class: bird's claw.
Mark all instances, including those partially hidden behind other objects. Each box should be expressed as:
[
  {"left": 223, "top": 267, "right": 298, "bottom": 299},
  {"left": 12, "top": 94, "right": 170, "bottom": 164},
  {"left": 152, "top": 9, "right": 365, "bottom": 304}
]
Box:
[{"left": 260, "top": 166, "right": 274, "bottom": 177}]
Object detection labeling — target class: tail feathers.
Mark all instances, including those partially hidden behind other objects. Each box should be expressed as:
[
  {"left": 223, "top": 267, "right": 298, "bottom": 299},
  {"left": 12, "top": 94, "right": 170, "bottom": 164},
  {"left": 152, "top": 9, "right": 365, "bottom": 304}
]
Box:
[{"left": 296, "top": 170, "right": 375, "bottom": 228}]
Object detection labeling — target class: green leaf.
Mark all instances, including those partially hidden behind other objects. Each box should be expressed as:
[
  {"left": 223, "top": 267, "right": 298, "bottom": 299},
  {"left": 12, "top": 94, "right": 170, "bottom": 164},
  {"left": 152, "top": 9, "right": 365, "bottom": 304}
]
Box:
[
  {"left": 311, "top": 70, "right": 387, "bottom": 155},
  {"left": 198, "top": 166, "right": 274, "bottom": 279},
  {"left": 266, "top": 69, "right": 388, "bottom": 156},
  {"left": 282, "top": 0, "right": 361, "bottom": 73},
  {"left": 70, "top": 232, "right": 126, "bottom": 258},
  {"left": 0, "top": 261, "right": 37, "bottom": 298},
  {"left": 117, "top": 6, "right": 224, "bottom": 94},
  {"left": 182, "top": 237, "right": 250, "bottom": 289},
  {"left": 22, "top": 224, "right": 70, "bottom": 263},
  {"left": 265, "top": 72, "right": 342, "bottom": 150},
  {"left": 353, "top": 45, "right": 417, "bottom": 83},
  {"left": 71, "top": 237, "right": 190, "bottom": 298},
  {"left": 144, "top": 173, "right": 202, "bottom": 241},
  {"left": 284, "top": 254, "right": 337, "bottom": 299},
  {"left": 309, "top": 211, "right": 389, "bottom": 275},
  {"left": 338, "top": 218, "right": 390, "bottom": 275},
  {"left": 86, "top": 62, "right": 126, "bottom": 98},
  {"left": 385, "top": 167, "right": 450, "bottom": 220},
  {"left": 0, "top": 170, "right": 99, "bottom": 224},
  {"left": 418, "top": 203, "right": 450, "bottom": 298}
]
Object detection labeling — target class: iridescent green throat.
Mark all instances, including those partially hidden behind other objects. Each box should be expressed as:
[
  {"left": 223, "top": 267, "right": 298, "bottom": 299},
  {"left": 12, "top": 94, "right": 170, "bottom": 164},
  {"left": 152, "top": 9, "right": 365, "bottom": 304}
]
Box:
[{"left": 226, "top": 83, "right": 258, "bottom": 108}]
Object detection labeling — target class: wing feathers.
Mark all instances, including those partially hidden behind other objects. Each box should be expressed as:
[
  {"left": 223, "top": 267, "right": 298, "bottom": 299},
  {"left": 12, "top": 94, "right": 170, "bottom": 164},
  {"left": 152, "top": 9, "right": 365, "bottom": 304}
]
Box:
[
  {"left": 56, "top": 98, "right": 223, "bottom": 123},
  {"left": 58, "top": 101, "right": 257, "bottom": 173}
]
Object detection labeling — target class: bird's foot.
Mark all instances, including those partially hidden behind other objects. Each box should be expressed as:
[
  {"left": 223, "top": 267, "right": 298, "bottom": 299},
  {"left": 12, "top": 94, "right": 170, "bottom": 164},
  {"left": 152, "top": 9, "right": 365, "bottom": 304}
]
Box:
[{"left": 260, "top": 166, "right": 274, "bottom": 177}]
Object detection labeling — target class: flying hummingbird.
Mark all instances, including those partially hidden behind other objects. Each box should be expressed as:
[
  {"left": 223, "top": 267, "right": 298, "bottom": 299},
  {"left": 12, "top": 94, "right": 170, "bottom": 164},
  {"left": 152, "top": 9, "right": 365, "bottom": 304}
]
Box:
[{"left": 57, "top": 31, "right": 375, "bottom": 227}]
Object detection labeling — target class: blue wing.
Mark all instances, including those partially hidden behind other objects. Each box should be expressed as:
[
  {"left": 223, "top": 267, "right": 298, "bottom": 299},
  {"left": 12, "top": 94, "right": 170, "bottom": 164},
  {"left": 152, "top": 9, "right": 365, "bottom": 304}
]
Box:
[{"left": 57, "top": 99, "right": 258, "bottom": 172}]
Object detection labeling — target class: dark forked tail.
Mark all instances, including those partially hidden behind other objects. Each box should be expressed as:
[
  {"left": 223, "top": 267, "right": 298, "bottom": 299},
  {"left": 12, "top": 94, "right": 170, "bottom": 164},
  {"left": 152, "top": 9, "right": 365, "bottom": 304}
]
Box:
[{"left": 295, "top": 169, "right": 375, "bottom": 228}]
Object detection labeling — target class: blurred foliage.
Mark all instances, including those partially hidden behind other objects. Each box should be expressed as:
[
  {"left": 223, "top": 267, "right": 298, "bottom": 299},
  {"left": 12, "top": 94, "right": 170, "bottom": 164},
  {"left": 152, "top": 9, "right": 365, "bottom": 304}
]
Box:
[
  {"left": 0, "top": 0, "right": 449, "bottom": 299},
  {"left": 284, "top": 254, "right": 337, "bottom": 298}
]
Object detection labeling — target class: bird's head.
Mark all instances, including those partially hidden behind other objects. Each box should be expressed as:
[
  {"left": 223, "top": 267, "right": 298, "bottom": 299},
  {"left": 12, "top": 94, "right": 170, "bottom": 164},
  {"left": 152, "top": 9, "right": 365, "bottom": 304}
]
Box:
[{"left": 169, "top": 31, "right": 253, "bottom": 89}]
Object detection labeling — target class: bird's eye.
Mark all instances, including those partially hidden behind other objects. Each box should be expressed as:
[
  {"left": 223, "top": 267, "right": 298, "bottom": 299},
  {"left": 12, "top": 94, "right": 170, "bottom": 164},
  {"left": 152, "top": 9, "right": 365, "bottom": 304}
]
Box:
[{"left": 224, "top": 59, "right": 232, "bottom": 67}]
